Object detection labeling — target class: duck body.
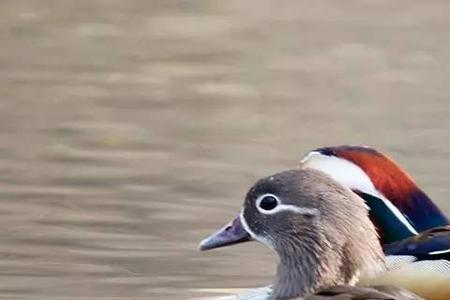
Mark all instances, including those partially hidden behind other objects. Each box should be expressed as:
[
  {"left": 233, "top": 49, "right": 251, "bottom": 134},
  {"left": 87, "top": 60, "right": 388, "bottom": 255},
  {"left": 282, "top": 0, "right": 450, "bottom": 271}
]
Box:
[
  {"left": 215, "top": 285, "right": 421, "bottom": 300},
  {"left": 370, "top": 226, "right": 450, "bottom": 299},
  {"left": 200, "top": 169, "right": 423, "bottom": 299},
  {"left": 299, "top": 145, "right": 450, "bottom": 299},
  {"left": 383, "top": 225, "right": 450, "bottom": 261},
  {"left": 305, "top": 285, "right": 422, "bottom": 300}
]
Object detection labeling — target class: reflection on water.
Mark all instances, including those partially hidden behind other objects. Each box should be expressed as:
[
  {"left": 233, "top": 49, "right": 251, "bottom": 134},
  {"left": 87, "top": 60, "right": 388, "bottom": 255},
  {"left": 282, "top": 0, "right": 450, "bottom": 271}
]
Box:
[{"left": 1, "top": 0, "right": 450, "bottom": 299}]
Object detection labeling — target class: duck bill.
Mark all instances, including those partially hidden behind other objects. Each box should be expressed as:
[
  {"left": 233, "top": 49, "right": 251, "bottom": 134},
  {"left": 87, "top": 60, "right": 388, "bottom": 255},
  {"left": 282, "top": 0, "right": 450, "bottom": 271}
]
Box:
[{"left": 199, "top": 215, "right": 251, "bottom": 251}]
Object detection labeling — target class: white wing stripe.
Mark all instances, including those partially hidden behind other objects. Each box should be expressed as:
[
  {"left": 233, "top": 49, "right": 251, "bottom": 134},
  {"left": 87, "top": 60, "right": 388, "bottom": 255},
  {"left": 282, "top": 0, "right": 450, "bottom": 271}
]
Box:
[{"left": 429, "top": 249, "right": 450, "bottom": 255}]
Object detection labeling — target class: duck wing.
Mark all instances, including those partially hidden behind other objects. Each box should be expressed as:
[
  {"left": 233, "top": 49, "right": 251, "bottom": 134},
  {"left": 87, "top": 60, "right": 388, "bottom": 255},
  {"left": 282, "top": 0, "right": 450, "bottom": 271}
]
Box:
[{"left": 384, "top": 225, "right": 450, "bottom": 262}]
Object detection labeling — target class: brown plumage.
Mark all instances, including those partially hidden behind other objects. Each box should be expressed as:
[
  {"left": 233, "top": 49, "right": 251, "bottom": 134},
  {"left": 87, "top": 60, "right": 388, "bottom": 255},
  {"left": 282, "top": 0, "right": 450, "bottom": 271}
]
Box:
[{"left": 200, "top": 169, "right": 424, "bottom": 300}]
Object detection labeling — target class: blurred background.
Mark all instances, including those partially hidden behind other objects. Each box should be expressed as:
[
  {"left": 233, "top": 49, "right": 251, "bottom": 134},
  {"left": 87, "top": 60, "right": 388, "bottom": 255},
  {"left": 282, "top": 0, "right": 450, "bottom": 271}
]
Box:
[{"left": 1, "top": 1, "right": 450, "bottom": 299}]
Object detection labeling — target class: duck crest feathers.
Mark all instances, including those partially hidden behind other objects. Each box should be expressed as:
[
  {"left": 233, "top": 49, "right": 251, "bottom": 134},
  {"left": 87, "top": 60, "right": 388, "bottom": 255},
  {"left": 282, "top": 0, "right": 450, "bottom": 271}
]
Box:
[{"left": 301, "top": 145, "right": 449, "bottom": 233}]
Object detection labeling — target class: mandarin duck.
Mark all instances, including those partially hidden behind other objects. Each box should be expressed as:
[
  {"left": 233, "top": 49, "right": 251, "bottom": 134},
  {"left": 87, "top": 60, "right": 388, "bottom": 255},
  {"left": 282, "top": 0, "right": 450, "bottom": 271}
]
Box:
[
  {"left": 299, "top": 145, "right": 450, "bottom": 299},
  {"left": 200, "top": 169, "right": 422, "bottom": 299}
]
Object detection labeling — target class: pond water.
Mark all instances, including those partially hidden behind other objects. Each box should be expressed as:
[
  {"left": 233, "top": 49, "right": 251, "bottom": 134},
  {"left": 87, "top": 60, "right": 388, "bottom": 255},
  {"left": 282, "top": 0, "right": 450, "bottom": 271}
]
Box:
[{"left": 1, "top": 1, "right": 450, "bottom": 299}]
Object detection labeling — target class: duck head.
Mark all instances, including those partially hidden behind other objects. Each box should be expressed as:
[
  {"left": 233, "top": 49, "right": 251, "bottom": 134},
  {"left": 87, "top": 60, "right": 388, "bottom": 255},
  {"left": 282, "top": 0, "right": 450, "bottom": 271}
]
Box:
[
  {"left": 200, "top": 169, "right": 385, "bottom": 299},
  {"left": 299, "top": 145, "right": 449, "bottom": 244}
]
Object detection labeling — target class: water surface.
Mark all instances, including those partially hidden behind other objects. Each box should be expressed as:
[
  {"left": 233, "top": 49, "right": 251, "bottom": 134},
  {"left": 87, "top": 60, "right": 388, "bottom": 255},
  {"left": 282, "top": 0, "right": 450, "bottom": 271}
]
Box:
[{"left": 1, "top": 1, "right": 450, "bottom": 299}]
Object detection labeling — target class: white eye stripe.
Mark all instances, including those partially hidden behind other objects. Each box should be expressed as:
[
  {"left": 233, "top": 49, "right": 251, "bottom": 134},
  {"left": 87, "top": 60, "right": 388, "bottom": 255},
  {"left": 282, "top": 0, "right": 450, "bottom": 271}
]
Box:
[
  {"left": 284, "top": 205, "right": 320, "bottom": 216},
  {"left": 269, "top": 204, "right": 320, "bottom": 215},
  {"left": 240, "top": 203, "right": 319, "bottom": 251},
  {"left": 255, "top": 193, "right": 320, "bottom": 216}
]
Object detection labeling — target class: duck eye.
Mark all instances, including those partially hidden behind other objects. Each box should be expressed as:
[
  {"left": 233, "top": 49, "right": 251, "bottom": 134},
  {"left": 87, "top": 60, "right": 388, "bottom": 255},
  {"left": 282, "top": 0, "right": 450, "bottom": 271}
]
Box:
[{"left": 258, "top": 195, "right": 279, "bottom": 211}]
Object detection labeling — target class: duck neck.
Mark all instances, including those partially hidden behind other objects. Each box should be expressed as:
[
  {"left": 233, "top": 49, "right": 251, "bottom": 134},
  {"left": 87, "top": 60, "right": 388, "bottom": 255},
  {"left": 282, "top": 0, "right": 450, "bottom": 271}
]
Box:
[
  {"left": 271, "top": 239, "right": 383, "bottom": 299},
  {"left": 272, "top": 242, "right": 342, "bottom": 299},
  {"left": 272, "top": 253, "right": 317, "bottom": 299}
]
